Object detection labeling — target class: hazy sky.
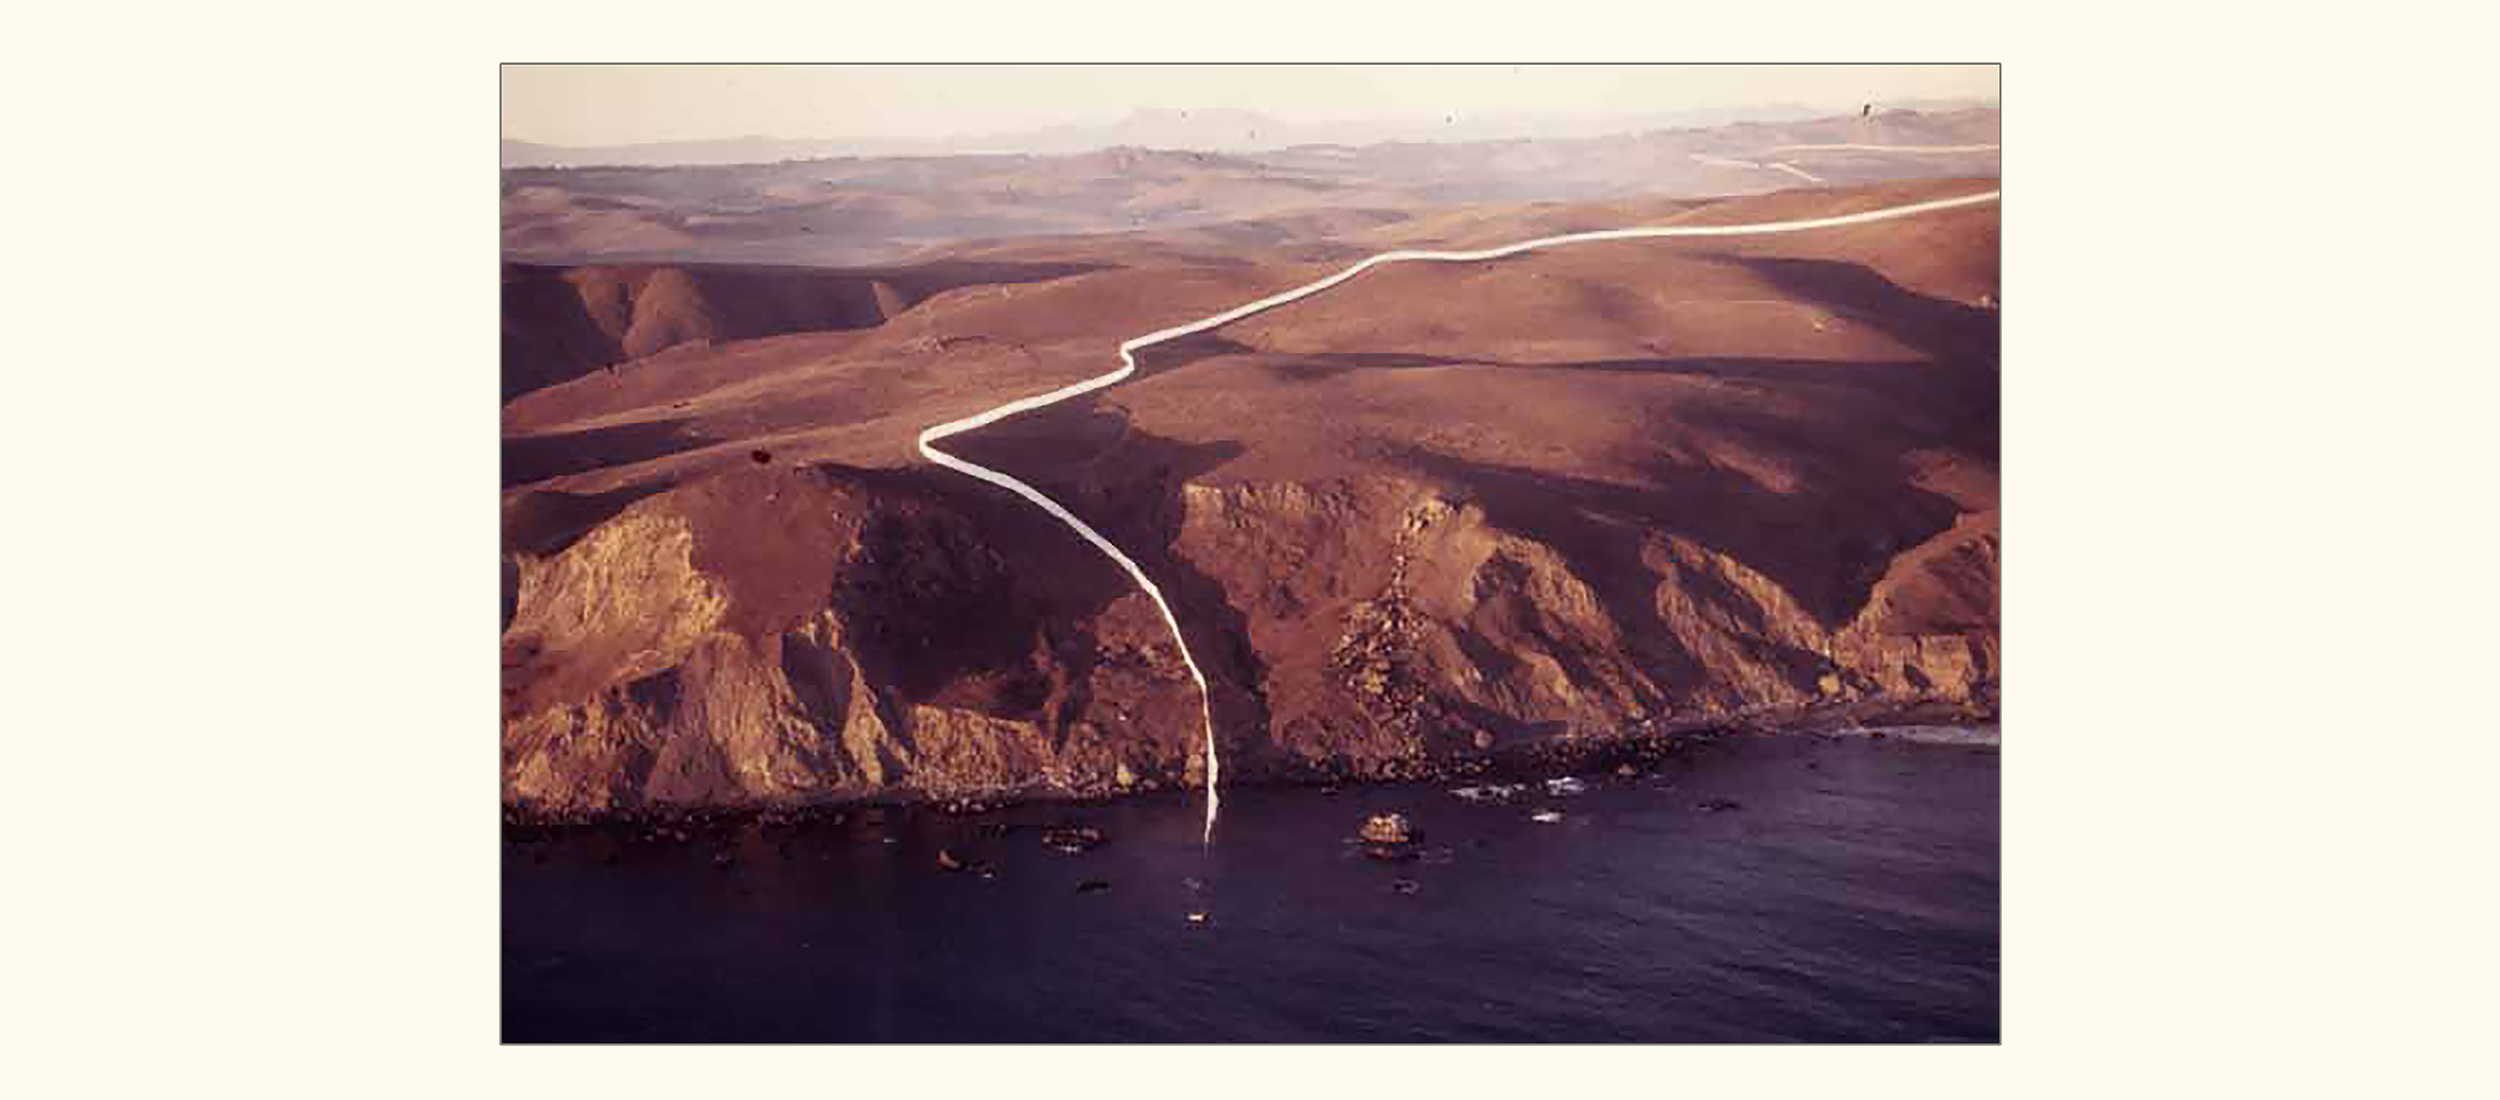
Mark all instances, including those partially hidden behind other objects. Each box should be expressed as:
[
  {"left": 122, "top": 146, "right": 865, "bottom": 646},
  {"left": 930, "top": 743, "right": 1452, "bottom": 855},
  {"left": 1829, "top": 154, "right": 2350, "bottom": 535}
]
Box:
[{"left": 503, "top": 64, "right": 1998, "bottom": 146}]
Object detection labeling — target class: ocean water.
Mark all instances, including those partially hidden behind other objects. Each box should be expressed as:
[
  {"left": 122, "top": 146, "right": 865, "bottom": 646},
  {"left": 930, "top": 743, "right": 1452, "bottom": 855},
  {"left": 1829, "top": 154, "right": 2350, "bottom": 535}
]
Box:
[{"left": 503, "top": 731, "right": 1997, "bottom": 1043}]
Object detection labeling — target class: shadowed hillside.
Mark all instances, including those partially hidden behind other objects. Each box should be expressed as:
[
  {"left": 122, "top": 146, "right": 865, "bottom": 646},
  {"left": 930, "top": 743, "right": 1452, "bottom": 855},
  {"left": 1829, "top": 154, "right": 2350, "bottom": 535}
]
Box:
[{"left": 501, "top": 259, "right": 1104, "bottom": 400}]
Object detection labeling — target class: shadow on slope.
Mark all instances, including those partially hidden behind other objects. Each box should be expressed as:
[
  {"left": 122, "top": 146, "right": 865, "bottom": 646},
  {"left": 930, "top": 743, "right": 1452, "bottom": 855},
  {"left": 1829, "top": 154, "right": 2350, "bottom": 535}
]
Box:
[
  {"left": 933, "top": 413, "right": 1274, "bottom": 767},
  {"left": 502, "top": 259, "right": 1113, "bottom": 401},
  {"left": 1708, "top": 254, "right": 1999, "bottom": 369},
  {"left": 502, "top": 418, "right": 711, "bottom": 489}
]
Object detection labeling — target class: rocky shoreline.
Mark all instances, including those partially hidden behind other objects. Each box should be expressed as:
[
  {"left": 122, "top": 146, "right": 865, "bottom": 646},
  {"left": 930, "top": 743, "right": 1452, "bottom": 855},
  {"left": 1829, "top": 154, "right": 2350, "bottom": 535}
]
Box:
[{"left": 502, "top": 707, "right": 1994, "bottom": 833}]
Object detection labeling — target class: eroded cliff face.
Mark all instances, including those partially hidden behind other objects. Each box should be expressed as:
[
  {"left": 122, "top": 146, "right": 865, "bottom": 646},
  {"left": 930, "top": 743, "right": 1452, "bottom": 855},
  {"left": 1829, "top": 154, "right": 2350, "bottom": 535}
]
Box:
[
  {"left": 500, "top": 465, "right": 1210, "bottom": 813},
  {"left": 501, "top": 461, "right": 1994, "bottom": 814},
  {"left": 1168, "top": 475, "right": 1995, "bottom": 783}
]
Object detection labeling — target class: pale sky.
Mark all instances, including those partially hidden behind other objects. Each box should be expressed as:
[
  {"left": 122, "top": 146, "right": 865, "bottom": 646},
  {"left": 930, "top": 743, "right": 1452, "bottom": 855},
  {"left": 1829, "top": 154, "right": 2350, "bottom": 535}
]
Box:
[{"left": 502, "top": 64, "right": 1998, "bottom": 147}]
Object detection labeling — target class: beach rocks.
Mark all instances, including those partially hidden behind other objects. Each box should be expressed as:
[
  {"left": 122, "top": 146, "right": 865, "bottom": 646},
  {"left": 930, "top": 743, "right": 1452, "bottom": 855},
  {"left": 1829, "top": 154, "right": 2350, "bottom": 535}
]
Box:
[
  {"left": 1041, "top": 824, "right": 1107, "bottom": 854},
  {"left": 1450, "top": 783, "right": 1526, "bottom": 804},
  {"left": 1358, "top": 812, "right": 1421, "bottom": 861},
  {"left": 1359, "top": 813, "right": 1416, "bottom": 845}
]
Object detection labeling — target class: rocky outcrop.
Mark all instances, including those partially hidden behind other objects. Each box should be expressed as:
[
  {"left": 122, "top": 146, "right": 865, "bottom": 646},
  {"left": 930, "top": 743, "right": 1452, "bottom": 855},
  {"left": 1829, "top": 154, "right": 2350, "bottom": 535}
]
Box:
[
  {"left": 1167, "top": 475, "right": 1995, "bottom": 781},
  {"left": 502, "top": 462, "right": 1995, "bottom": 815},
  {"left": 500, "top": 465, "right": 1205, "bottom": 814}
]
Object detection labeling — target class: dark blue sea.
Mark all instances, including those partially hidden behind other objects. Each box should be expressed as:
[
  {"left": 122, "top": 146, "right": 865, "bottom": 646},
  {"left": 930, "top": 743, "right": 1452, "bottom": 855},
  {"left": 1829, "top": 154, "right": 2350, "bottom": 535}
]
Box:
[{"left": 503, "top": 730, "right": 1997, "bottom": 1042}]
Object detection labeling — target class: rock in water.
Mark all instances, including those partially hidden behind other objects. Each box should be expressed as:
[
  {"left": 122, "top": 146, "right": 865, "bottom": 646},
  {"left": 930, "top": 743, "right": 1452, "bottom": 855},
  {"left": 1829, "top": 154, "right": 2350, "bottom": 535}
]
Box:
[
  {"left": 1359, "top": 813, "right": 1416, "bottom": 845},
  {"left": 935, "top": 848, "right": 965, "bottom": 872},
  {"left": 1041, "top": 824, "right": 1106, "bottom": 854},
  {"left": 1452, "top": 783, "right": 1526, "bottom": 804}
]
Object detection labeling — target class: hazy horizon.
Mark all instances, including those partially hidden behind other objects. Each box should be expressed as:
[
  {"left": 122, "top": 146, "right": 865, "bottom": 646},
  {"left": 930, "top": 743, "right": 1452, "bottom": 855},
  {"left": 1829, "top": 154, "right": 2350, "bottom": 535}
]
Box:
[{"left": 502, "top": 64, "right": 1999, "bottom": 150}]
